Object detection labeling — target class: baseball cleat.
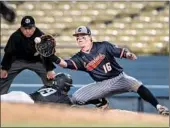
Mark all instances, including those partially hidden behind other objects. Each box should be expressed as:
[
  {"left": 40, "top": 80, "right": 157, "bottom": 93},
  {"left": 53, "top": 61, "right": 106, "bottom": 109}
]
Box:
[
  {"left": 157, "top": 105, "right": 169, "bottom": 116},
  {"left": 96, "top": 98, "right": 110, "bottom": 110}
]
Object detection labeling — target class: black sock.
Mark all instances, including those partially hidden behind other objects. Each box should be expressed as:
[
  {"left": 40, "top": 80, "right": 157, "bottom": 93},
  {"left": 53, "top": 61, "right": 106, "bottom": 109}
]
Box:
[
  {"left": 137, "top": 85, "right": 159, "bottom": 108},
  {"left": 85, "top": 99, "right": 102, "bottom": 105}
]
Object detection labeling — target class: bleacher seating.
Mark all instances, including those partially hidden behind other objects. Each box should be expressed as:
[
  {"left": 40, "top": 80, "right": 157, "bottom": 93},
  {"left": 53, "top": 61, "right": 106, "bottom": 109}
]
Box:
[{"left": 1, "top": 1, "right": 169, "bottom": 56}]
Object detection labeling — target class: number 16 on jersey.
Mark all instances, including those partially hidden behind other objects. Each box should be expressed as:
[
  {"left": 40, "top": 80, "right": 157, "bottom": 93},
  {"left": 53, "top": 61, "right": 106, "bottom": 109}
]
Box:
[{"left": 103, "top": 62, "right": 112, "bottom": 73}]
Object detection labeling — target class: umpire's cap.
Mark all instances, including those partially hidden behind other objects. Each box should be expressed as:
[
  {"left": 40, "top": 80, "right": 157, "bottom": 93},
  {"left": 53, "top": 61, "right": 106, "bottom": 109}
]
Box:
[
  {"left": 73, "top": 26, "right": 91, "bottom": 36},
  {"left": 21, "top": 16, "right": 35, "bottom": 28}
]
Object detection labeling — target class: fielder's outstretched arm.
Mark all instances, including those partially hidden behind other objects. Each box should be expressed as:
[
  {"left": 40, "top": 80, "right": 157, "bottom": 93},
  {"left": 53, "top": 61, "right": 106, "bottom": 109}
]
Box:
[
  {"left": 48, "top": 47, "right": 137, "bottom": 70},
  {"left": 48, "top": 55, "right": 80, "bottom": 70}
]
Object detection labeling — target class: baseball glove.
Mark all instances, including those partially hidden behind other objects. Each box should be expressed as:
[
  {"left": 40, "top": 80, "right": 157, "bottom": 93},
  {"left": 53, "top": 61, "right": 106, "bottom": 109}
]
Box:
[{"left": 35, "top": 35, "right": 56, "bottom": 57}]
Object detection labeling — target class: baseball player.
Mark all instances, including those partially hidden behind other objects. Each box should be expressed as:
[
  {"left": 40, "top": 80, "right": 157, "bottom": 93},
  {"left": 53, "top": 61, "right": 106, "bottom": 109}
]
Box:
[
  {"left": 1, "top": 72, "right": 108, "bottom": 109},
  {"left": 47, "top": 26, "right": 169, "bottom": 116}
]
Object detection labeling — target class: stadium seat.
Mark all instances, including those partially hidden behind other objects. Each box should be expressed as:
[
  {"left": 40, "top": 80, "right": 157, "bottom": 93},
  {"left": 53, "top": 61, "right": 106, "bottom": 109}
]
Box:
[{"left": 1, "top": 1, "right": 169, "bottom": 56}]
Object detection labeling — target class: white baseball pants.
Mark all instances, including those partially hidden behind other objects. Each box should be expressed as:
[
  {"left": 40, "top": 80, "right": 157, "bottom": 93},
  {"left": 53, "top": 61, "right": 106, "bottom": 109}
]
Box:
[{"left": 1, "top": 91, "right": 34, "bottom": 104}]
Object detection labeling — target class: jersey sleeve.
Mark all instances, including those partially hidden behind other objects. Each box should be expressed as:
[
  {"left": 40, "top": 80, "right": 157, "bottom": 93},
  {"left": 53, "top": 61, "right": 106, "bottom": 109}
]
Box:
[
  {"left": 65, "top": 53, "right": 86, "bottom": 71},
  {"left": 104, "top": 41, "right": 125, "bottom": 58}
]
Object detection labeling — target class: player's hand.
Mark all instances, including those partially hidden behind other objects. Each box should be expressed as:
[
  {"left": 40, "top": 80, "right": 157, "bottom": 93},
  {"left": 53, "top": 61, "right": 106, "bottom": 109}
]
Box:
[
  {"left": 0, "top": 69, "right": 8, "bottom": 78},
  {"left": 47, "top": 70, "right": 56, "bottom": 79},
  {"left": 126, "top": 52, "right": 137, "bottom": 60}
]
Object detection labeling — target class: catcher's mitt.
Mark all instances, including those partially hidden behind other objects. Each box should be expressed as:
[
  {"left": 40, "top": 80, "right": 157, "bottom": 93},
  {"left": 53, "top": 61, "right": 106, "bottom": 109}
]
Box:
[{"left": 35, "top": 35, "right": 56, "bottom": 57}]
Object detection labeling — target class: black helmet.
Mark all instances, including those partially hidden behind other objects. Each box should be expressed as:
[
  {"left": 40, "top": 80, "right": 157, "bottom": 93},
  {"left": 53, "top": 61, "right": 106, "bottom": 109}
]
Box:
[{"left": 50, "top": 73, "right": 73, "bottom": 92}]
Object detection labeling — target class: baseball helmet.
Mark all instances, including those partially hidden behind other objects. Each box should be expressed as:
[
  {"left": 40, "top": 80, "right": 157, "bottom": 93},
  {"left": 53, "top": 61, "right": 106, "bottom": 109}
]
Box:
[
  {"left": 73, "top": 26, "right": 91, "bottom": 36},
  {"left": 51, "top": 72, "right": 73, "bottom": 92}
]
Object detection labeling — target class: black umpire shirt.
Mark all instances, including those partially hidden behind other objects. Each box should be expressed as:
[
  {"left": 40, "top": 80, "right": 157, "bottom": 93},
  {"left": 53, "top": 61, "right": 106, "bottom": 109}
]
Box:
[{"left": 1, "top": 27, "right": 55, "bottom": 71}]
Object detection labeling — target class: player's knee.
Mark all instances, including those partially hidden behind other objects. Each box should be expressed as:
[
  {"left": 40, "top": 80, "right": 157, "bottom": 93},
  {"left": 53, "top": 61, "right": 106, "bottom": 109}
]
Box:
[
  {"left": 132, "top": 84, "right": 141, "bottom": 92},
  {"left": 71, "top": 94, "right": 86, "bottom": 105},
  {"left": 128, "top": 80, "right": 142, "bottom": 92}
]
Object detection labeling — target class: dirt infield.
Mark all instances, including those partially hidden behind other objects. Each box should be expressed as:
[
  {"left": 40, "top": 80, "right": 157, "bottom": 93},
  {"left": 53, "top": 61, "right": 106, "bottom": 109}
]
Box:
[{"left": 1, "top": 102, "right": 169, "bottom": 127}]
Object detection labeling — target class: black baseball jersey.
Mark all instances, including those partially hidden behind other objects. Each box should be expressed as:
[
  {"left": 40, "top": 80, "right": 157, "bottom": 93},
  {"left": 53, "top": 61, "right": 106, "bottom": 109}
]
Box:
[
  {"left": 66, "top": 41, "right": 124, "bottom": 81},
  {"left": 29, "top": 86, "right": 72, "bottom": 105}
]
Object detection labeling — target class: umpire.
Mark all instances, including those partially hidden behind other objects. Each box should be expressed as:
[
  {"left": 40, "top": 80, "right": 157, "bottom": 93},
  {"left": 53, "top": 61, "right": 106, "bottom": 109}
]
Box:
[{"left": 0, "top": 15, "right": 55, "bottom": 94}]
